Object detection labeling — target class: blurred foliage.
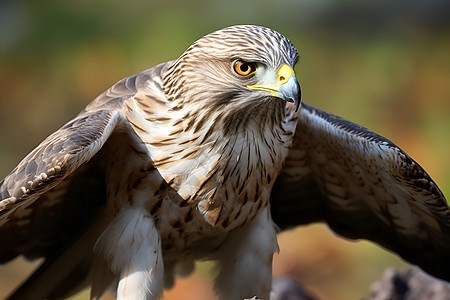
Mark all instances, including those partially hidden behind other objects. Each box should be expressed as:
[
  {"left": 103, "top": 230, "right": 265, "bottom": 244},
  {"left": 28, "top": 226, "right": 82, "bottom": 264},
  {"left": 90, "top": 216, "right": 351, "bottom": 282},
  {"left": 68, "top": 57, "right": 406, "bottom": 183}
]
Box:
[{"left": 0, "top": 0, "right": 449, "bottom": 299}]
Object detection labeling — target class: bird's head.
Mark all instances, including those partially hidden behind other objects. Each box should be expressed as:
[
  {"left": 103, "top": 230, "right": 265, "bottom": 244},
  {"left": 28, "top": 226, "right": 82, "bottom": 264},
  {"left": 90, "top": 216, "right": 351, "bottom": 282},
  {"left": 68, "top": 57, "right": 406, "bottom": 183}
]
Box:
[{"left": 163, "top": 25, "right": 301, "bottom": 133}]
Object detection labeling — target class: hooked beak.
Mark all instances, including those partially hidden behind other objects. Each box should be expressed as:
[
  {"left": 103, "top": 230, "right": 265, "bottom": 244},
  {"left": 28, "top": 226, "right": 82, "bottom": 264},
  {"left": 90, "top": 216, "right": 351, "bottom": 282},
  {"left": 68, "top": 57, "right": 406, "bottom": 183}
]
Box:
[{"left": 247, "top": 64, "right": 301, "bottom": 112}]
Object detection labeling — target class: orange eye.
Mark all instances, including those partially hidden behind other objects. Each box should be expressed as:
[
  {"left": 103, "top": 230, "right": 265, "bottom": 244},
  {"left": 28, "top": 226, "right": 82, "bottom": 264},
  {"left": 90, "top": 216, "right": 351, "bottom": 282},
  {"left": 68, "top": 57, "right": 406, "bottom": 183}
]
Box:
[{"left": 233, "top": 60, "right": 256, "bottom": 77}]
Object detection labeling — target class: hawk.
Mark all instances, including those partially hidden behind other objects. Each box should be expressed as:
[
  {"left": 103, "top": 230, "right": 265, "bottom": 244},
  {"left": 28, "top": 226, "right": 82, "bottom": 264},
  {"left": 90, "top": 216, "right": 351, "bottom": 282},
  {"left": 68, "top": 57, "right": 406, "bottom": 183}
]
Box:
[{"left": 0, "top": 25, "right": 449, "bottom": 300}]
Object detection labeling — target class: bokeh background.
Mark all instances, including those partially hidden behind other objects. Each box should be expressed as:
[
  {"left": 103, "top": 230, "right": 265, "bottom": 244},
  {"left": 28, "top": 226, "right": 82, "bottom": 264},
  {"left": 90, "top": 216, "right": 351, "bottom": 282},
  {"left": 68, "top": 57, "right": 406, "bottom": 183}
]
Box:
[{"left": 1, "top": 0, "right": 449, "bottom": 299}]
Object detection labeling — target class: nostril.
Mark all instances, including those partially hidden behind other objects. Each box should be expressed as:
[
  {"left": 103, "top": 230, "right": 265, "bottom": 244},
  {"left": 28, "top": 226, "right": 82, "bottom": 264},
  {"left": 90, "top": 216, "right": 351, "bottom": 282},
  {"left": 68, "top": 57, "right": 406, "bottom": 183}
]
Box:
[{"left": 279, "top": 76, "right": 285, "bottom": 81}]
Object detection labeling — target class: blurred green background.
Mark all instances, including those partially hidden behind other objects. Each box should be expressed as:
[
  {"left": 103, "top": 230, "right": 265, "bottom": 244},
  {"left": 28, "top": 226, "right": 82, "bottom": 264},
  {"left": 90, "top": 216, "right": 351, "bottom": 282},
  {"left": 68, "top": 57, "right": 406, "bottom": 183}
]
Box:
[{"left": 0, "top": 0, "right": 449, "bottom": 299}]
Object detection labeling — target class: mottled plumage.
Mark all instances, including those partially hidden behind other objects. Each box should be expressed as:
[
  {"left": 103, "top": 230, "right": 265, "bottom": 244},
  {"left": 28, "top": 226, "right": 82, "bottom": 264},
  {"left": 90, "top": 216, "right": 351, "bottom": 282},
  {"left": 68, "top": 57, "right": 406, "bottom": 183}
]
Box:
[{"left": 0, "top": 25, "right": 449, "bottom": 300}]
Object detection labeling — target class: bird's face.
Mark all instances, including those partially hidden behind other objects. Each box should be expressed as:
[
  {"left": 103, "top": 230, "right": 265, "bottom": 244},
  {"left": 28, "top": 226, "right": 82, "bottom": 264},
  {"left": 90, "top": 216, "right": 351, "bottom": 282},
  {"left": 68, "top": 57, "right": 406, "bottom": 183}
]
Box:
[{"left": 164, "top": 25, "right": 301, "bottom": 132}]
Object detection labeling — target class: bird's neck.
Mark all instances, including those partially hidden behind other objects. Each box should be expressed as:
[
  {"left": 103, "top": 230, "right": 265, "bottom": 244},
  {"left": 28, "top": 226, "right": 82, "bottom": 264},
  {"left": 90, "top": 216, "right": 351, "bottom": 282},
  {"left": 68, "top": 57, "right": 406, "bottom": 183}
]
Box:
[
  {"left": 150, "top": 101, "right": 296, "bottom": 191},
  {"left": 125, "top": 84, "right": 298, "bottom": 227}
]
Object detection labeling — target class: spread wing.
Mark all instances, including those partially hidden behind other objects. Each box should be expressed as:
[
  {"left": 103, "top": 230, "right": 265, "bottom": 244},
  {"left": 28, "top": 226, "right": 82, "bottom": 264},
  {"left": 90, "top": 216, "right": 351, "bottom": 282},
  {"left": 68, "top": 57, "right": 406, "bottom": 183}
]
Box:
[
  {"left": 271, "top": 103, "right": 450, "bottom": 281},
  {"left": 0, "top": 72, "right": 150, "bottom": 299}
]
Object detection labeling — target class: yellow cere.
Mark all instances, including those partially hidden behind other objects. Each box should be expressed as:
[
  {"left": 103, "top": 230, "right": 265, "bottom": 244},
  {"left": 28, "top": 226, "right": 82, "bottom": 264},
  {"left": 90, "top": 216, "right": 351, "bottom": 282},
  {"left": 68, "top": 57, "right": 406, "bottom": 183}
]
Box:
[{"left": 246, "top": 64, "right": 296, "bottom": 95}]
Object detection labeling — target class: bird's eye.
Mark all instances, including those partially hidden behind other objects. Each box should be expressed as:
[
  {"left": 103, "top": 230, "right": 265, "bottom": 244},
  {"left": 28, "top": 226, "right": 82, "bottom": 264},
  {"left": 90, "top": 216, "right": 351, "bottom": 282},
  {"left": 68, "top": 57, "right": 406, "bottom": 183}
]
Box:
[{"left": 233, "top": 60, "right": 256, "bottom": 77}]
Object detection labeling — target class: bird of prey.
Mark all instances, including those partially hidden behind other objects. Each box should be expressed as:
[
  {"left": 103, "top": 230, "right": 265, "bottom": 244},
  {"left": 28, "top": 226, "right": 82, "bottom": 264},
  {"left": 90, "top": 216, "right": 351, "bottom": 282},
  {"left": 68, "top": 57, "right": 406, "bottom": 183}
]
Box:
[{"left": 0, "top": 25, "right": 449, "bottom": 300}]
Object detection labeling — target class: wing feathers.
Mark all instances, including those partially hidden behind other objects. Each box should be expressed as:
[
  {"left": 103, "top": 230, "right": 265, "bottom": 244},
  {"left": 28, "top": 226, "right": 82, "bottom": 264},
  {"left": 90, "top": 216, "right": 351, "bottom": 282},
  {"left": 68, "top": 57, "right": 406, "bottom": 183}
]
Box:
[
  {"left": 0, "top": 109, "right": 131, "bottom": 269},
  {"left": 0, "top": 110, "right": 122, "bottom": 217},
  {"left": 272, "top": 102, "right": 450, "bottom": 281}
]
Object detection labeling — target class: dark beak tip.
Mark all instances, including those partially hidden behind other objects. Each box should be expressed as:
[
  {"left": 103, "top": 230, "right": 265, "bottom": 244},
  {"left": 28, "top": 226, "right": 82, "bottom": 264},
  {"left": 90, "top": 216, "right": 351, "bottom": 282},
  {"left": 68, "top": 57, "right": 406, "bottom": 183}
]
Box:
[
  {"left": 294, "top": 100, "right": 300, "bottom": 112},
  {"left": 295, "top": 87, "right": 301, "bottom": 112}
]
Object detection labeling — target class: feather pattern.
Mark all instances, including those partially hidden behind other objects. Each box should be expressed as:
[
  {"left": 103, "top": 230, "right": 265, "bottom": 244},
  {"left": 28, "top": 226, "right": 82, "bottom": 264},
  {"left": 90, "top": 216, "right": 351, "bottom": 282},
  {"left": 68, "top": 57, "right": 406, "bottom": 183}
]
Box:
[{"left": 1, "top": 25, "right": 300, "bottom": 299}]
